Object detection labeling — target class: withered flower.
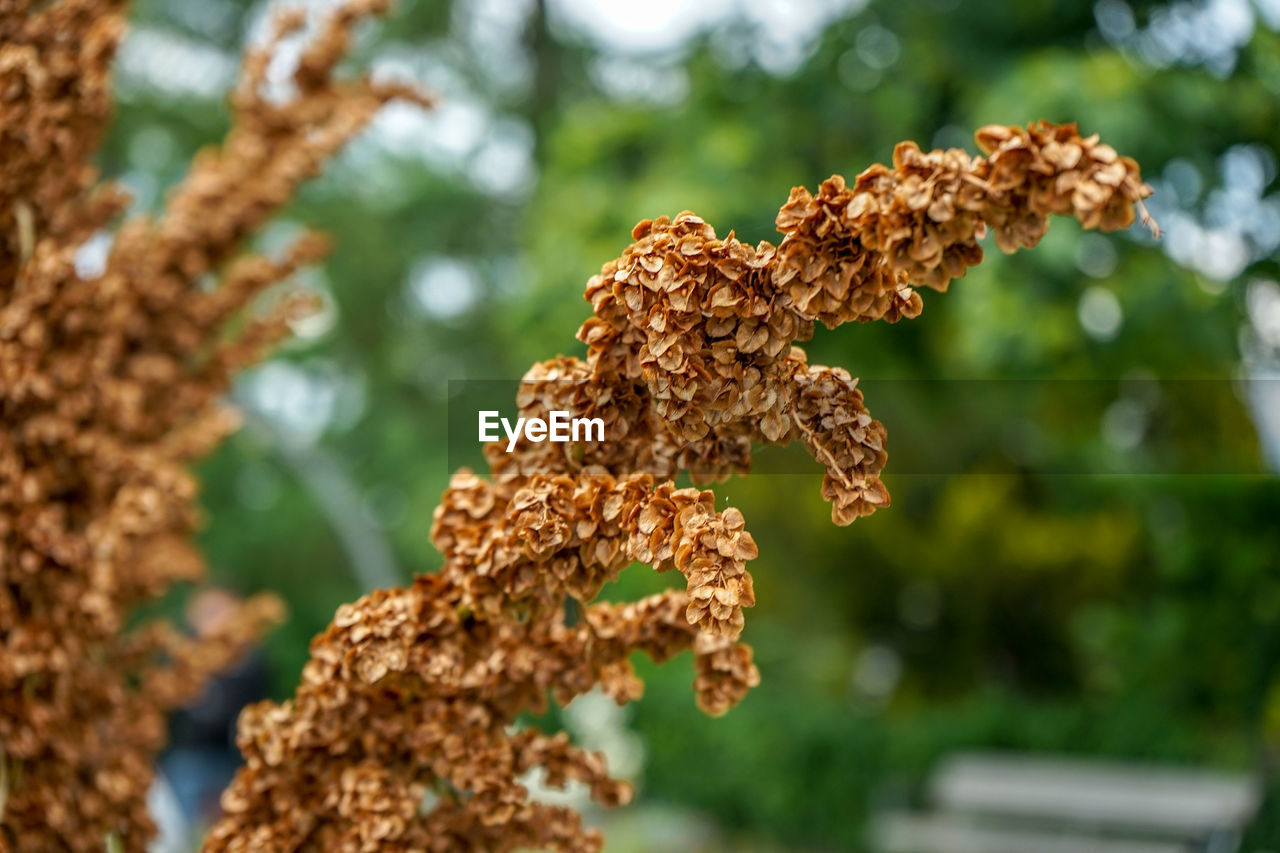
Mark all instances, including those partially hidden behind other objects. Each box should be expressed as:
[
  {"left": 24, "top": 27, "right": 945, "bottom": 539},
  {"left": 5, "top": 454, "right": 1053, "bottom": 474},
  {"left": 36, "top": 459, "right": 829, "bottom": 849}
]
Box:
[
  {"left": 208, "top": 121, "right": 1153, "bottom": 851},
  {"left": 0, "top": 1, "right": 428, "bottom": 849}
]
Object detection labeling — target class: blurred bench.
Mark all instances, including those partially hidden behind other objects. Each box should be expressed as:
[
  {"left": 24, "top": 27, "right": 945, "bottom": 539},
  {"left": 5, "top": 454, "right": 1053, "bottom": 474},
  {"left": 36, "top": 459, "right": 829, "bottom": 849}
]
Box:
[{"left": 869, "top": 753, "right": 1262, "bottom": 853}]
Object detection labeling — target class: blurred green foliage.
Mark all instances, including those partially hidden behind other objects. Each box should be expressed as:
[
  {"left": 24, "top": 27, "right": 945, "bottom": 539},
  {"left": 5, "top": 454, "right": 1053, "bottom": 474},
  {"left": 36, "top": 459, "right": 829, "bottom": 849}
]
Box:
[{"left": 101, "top": 0, "right": 1280, "bottom": 848}]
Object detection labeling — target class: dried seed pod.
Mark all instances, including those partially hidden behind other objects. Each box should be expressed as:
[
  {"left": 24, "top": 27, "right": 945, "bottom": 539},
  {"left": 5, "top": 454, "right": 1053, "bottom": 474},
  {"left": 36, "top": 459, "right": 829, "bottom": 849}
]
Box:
[
  {"left": 0, "top": 1, "right": 427, "bottom": 849},
  {"left": 212, "top": 122, "right": 1153, "bottom": 852}
]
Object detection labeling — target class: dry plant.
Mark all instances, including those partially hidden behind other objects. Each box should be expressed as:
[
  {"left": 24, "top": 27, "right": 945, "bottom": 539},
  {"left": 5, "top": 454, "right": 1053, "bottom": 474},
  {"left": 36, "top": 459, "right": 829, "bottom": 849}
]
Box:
[
  {"left": 205, "top": 123, "right": 1156, "bottom": 851},
  {"left": 0, "top": 1, "right": 429, "bottom": 849}
]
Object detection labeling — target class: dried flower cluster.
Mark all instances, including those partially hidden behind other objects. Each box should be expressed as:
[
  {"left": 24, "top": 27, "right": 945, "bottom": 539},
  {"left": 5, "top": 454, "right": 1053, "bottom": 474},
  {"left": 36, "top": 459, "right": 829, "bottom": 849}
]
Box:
[
  {"left": 208, "top": 122, "right": 1153, "bottom": 851},
  {"left": 0, "top": 1, "right": 428, "bottom": 849},
  {"left": 498, "top": 121, "right": 1154, "bottom": 524},
  {"left": 206, "top": 472, "right": 760, "bottom": 852}
]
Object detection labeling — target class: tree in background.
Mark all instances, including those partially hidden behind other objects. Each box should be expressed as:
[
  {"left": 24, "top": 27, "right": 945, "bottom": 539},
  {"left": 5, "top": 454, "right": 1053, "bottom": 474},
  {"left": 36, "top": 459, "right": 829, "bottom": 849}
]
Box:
[{"left": 90, "top": 0, "right": 1280, "bottom": 849}]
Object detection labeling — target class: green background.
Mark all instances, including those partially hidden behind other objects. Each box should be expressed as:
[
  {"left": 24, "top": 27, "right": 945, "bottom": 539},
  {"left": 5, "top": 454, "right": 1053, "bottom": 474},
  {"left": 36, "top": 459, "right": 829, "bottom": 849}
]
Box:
[{"left": 103, "top": 0, "right": 1280, "bottom": 848}]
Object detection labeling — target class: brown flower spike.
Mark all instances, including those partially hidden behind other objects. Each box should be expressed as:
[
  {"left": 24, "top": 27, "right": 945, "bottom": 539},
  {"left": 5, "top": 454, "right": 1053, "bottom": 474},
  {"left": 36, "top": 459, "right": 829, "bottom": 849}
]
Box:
[
  {"left": 206, "top": 123, "right": 1154, "bottom": 851},
  {"left": 0, "top": 1, "right": 429, "bottom": 850}
]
